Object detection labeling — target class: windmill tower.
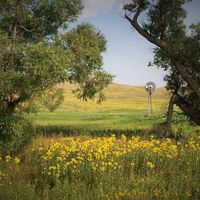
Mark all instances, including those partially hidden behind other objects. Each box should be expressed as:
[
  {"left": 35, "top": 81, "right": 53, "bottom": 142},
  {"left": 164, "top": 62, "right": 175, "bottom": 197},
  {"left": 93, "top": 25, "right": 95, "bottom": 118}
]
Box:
[{"left": 145, "top": 82, "right": 156, "bottom": 118}]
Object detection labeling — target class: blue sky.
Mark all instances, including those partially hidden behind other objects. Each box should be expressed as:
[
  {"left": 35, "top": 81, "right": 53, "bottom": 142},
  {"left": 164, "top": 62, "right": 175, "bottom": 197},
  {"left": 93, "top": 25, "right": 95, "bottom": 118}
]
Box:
[{"left": 73, "top": 0, "right": 200, "bottom": 86}]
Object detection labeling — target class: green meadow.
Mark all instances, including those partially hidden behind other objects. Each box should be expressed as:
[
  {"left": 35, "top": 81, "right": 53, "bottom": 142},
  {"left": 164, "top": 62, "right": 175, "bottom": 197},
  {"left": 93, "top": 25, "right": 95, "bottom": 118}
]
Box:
[{"left": 30, "top": 83, "right": 170, "bottom": 130}]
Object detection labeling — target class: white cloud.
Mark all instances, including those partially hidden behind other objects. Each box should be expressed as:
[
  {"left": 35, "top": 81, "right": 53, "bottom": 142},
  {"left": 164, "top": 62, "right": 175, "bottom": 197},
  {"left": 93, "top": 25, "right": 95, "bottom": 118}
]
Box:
[{"left": 81, "top": 0, "right": 123, "bottom": 19}]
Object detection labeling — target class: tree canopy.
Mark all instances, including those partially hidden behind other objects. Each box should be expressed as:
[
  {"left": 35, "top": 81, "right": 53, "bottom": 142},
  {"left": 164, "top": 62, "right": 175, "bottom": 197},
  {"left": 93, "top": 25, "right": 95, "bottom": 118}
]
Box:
[
  {"left": 0, "top": 0, "right": 113, "bottom": 115},
  {"left": 0, "top": 0, "right": 113, "bottom": 152}
]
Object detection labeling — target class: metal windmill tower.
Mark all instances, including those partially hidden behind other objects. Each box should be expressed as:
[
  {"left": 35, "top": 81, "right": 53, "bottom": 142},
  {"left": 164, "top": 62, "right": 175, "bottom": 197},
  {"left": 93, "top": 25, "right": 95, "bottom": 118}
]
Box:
[{"left": 145, "top": 82, "right": 156, "bottom": 118}]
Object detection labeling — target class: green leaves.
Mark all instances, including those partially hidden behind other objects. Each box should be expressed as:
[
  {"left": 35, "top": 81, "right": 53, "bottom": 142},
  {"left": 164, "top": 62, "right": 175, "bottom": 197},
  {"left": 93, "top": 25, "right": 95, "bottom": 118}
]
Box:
[
  {"left": 23, "top": 42, "right": 69, "bottom": 85},
  {"left": 123, "top": 0, "right": 150, "bottom": 12},
  {"left": 0, "top": 0, "right": 83, "bottom": 42},
  {"left": 60, "top": 23, "right": 113, "bottom": 102},
  {"left": 41, "top": 88, "right": 65, "bottom": 112},
  {"left": 0, "top": 2, "right": 113, "bottom": 115}
]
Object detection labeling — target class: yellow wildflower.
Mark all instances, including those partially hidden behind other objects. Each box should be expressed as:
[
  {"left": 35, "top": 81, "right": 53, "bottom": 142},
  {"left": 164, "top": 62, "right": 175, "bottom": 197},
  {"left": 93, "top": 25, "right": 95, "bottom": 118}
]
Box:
[
  {"left": 147, "top": 161, "right": 155, "bottom": 170},
  {"left": 153, "top": 188, "right": 161, "bottom": 197},
  {"left": 38, "top": 147, "right": 43, "bottom": 151},
  {"left": 14, "top": 157, "right": 20, "bottom": 164},
  {"left": 49, "top": 166, "right": 56, "bottom": 170},
  {"left": 5, "top": 155, "right": 11, "bottom": 162}
]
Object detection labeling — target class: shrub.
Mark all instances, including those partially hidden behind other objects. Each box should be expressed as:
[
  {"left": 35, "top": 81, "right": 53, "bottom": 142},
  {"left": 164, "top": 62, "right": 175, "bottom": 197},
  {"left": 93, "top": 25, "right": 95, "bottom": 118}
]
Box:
[{"left": 0, "top": 114, "right": 33, "bottom": 154}]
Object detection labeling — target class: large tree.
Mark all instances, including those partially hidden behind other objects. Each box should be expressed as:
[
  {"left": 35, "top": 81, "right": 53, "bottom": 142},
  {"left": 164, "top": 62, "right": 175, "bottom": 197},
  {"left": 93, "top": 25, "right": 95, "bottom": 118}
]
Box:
[
  {"left": 0, "top": 0, "right": 113, "bottom": 151},
  {"left": 123, "top": 0, "right": 200, "bottom": 135}
]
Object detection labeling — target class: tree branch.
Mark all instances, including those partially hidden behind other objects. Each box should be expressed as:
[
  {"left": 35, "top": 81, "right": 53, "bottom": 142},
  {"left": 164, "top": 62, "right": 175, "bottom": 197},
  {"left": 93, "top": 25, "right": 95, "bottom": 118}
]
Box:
[
  {"left": 19, "top": 25, "right": 37, "bottom": 33},
  {"left": 124, "top": 11, "right": 171, "bottom": 53}
]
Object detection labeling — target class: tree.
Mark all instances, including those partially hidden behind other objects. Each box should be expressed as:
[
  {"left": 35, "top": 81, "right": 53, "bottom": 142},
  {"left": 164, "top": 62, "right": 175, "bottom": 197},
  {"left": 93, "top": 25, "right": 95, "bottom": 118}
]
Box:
[
  {"left": 0, "top": 0, "right": 113, "bottom": 152},
  {"left": 123, "top": 0, "right": 200, "bottom": 135}
]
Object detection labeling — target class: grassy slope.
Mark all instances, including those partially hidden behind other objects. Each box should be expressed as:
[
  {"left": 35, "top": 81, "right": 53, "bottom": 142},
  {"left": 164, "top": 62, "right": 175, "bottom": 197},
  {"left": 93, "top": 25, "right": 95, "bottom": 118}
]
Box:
[{"left": 30, "top": 83, "right": 170, "bottom": 130}]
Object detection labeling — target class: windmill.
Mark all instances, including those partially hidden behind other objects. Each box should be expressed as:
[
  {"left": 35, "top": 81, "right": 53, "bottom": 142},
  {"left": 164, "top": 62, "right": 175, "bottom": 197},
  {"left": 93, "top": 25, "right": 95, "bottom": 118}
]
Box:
[{"left": 145, "top": 82, "right": 156, "bottom": 118}]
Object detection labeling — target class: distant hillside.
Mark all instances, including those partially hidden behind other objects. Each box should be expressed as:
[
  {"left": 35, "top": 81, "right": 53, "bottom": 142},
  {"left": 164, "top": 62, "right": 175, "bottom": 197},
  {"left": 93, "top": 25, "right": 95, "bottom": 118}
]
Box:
[{"left": 56, "top": 82, "right": 170, "bottom": 113}]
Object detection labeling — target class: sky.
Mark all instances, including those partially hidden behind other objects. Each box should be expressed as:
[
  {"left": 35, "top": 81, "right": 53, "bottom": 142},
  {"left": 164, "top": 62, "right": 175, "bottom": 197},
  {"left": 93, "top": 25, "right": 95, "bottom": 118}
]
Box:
[{"left": 72, "top": 0, "right": 200, "bottom": 87}]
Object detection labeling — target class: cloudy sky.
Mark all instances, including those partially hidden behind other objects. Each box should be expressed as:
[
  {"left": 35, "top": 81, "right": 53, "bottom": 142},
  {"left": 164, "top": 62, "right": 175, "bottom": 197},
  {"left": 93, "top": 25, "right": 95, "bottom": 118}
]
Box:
[{"left": 73, "top": 0, "right": 200, "bottom": 86}]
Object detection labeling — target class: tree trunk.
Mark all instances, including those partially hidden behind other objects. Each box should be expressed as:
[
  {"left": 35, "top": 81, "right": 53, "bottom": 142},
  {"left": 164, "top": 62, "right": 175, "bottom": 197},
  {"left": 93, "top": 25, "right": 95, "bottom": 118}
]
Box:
[
  {"left": 174, "top": 94, "right": 200, "bottom": 125},
  {"left": 159, "top": 92, "right": 200, "bottom": 138},
  {"left": 11, "top": 0, "right": 21, "bottom": 42},
  {"left": 3, "top": 98, "right": 21, "bottom": 115},
  {"left": 172, "top": 61, "right": 200, "bottom": 100},
  {"left": 11, "top": 25, "right": 17, "bottom": 41},
  {"left": 164, "top": 93, "right": 177, "bottom": 136}
]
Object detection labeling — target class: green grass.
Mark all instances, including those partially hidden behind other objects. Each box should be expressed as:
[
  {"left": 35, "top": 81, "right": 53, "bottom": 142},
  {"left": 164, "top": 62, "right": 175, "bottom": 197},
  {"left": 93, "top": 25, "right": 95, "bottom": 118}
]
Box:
[
  {"left": 31, "top": 111, "right": 164, "bottom": 130},
  {"left": 29, "top": 83, "right": 169, "bottom": 130}
]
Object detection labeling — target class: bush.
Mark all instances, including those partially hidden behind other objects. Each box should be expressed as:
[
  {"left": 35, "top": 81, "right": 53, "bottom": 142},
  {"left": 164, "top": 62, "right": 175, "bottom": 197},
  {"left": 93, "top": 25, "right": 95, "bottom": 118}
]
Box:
[{"left": 0, "top": 114, "right": 33, "bottom": 154}]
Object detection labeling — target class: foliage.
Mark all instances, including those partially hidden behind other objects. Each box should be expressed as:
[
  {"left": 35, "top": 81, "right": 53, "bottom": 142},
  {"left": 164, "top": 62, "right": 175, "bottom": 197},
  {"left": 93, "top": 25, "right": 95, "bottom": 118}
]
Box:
[
  {"left": 0, "top": 135, "right": 200, "bottom": 199},
  {"left": 0, "top": 114, "right": 33, "bottom": 154},
  {"left": 0, "top": 0, "right": 83, "bottom": 42},
  {"left": 152, "top": 23, "right": 200, "bottom": 100},
  {"left": 41, "top": 88, "right": 65, "bottom": 112},
  {"left": 55, "top": 23, "right": 113, "bottom": 102}
]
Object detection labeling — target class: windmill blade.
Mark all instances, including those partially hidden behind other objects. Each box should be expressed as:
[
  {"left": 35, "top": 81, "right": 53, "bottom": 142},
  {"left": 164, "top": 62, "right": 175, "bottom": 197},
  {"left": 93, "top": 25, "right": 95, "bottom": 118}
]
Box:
[{"left": 145, "top": 81, "right": 156, "bottom": 94}]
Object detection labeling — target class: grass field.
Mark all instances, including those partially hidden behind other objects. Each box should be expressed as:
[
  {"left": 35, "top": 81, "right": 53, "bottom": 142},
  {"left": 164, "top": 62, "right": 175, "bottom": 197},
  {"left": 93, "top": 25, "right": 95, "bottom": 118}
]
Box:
[{"left": 30, "top": 83, "right": 170, "bottom": 130}]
